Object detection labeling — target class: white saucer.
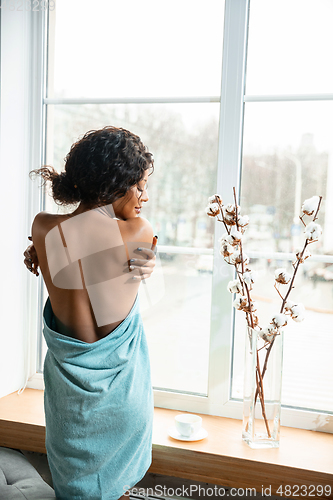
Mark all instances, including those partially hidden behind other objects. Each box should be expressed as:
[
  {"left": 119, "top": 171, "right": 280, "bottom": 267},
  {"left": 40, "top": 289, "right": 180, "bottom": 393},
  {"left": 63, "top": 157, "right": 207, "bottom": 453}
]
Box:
[{"left": 168, "top": 426, "right": 208, "bottom": 442}]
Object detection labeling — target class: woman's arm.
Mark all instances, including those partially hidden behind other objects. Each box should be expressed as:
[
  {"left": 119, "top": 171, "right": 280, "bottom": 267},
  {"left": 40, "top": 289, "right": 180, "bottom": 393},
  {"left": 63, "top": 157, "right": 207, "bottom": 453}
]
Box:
[{"left": 23, "top": 220, "right": 158, "bottom": 280}]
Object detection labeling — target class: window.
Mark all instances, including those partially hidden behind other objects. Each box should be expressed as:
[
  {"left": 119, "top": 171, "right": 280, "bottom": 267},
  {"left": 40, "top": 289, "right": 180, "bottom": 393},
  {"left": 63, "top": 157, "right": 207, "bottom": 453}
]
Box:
[
  {"left": 38, "top": 0, "right": 225, "bottom": 400},
  {"left": 28, "top": 0, "right": 333, "bottom": 432}
]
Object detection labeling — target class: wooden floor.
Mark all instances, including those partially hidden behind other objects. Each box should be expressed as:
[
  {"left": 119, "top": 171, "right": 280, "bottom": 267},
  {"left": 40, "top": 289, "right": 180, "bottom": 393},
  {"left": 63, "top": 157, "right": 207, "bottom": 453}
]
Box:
[{"left": 0, "top": 389, "right": 332, "bottom": 499}]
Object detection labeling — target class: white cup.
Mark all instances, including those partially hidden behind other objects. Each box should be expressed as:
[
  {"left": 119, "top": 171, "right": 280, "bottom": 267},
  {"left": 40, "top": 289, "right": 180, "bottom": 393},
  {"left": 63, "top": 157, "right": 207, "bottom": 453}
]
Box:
[{"left": 175, "top": 414, "right": 202, "bottom": 437}]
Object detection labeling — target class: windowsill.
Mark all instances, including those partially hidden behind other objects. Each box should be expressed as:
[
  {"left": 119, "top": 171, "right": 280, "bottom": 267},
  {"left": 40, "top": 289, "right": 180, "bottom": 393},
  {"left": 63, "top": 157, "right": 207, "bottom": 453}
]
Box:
[{"left": 0, "top": 389, "right": 332, "bottom": 498}]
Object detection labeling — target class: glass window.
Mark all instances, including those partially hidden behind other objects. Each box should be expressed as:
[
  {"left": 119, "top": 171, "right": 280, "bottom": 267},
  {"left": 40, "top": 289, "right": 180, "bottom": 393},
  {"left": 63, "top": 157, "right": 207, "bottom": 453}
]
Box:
[
  {"left": 35, "top": 0, "right": 333, "bottom": 425},
  {"left": 41, "top": 0, "right": 225, "bottom": 399},
  {"left": 231, "top": 61, "right": 333, "bottom": 411},
  {"left": 43, "top": 103, "right": 220, "bottom": 395},
  {"left": 49, "top": 0, "right": 224, "bottom": 98},
  {"left": 246, "top": 0, "right": 333, "bottom": 94}
]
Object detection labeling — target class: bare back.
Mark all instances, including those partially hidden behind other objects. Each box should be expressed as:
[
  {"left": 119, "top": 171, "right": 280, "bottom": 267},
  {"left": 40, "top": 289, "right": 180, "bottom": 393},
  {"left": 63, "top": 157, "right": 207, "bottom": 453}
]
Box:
[{"left": 32, "top": 206, "right": 154, "bottom": 343}]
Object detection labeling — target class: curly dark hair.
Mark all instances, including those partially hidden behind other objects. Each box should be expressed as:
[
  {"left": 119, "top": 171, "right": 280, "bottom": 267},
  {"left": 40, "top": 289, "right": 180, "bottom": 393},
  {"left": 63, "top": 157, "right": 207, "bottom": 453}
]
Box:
[{"left": 30, "top": 126, "right": 154, "bottom": 206}]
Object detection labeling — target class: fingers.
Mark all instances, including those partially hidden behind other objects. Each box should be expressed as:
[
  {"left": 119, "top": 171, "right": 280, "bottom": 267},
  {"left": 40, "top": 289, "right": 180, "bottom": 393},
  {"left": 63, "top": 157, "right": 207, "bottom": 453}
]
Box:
[
  {"left": 24, "top": 240, "right": 40, "bottom": 276},
  {"left": 130, "top": 257, "right": 154, "bottom": 267},
  {"left": 136, "top": 248, "right": 156, "bottom": 259},
  {"left": 131, "top": 274, "right": 150, "bottom": 281},
  {"left": 25, "top": 261, "right": 39, "bottom": 276},
  {"left": 151, "top": 235, "right": 158, "bottom": 253}
]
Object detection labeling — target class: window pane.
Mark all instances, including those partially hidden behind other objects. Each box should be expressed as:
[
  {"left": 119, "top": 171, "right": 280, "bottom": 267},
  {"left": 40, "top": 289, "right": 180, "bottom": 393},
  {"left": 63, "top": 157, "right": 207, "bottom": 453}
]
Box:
[
  {"left": 231, "top": 100, "right": 333, "bottom": 412},
  {"left": 48, "top": 0, "right": 224, "bottom": 99},
  {"left": 42, "top": 103, "right": 220, "bottom": 394},
  {"left": 246, "top": 0, "right": 333, "bottom": 95}
]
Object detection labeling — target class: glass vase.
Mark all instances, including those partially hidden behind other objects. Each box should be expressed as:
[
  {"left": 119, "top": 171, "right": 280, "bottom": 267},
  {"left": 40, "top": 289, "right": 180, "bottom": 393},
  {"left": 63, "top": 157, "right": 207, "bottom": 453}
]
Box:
[{"left": 242, "top": 326, "right": 284, "bottom": 449}]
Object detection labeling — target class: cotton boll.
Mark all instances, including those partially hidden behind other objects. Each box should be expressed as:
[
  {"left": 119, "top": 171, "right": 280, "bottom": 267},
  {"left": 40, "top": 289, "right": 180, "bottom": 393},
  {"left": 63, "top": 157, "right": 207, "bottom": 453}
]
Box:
[
  {"left": 284, "top": 300, "right": 295, "bottom": 311},
  {"left": 206, "top": 203, "right": 220, "bottom": 217},
  {"left": 219, "top": 234, "right": 234, "bottom": 257},
  {"left": 290, "top": 303, "right": 305, "bottom": 322},
  {"left": 222, "top": 206, "right": 237, "bottom": 226},
  {"left": 233, "top": 294, "right": 246, "bottom": 310},
  {"left": 231, "top": 250, "right": 245, "bottom": 265},
  {"left": 271, "top": 313, "right": 288, "bottom": 328},
  {"left": 231, "top": 251, "right": 249, "bottom": 266},
  {"left": 233, "top": 294, "right": 256, "bottom": 313},
  {"left": 227, "top": 279, "right": 242, "bottom": 294},
  {"left": 225, "top": 203, "right": 237, "bottom": 215},
  {"left": 243, "top": 270, "right": 255, "bottom": 287},
  {"left": 220, "top": 242, "right": 234, "bottom": 258},
  {"left": 237, "top": 215, "right": 249, "bottom": 228},
  {"left": 304, "top": 222, "right": 322, "bottom": 241},
  {"left": 301, "top": 196, "right": 320, "bottom": 216},
  {"left": 295, "top": 248, "right": 311, "bottom": 264},
  {"left": 230, "top": 226, "right": 243, "bottom": 245},
  {"left": 208, "top": 194, "right": 222, "bottom": 204},
  {"left": 274, "top": 268, "right": 292, "bottom": 284},
  {"left": 224, "top": 227, "right": 242, "bottom": 246},
  {"left": 220, "top": 243, "right": 234, "bottom": 258},
  {"left": 259, "top": 326, "right": 276, "bottom": 343},
  {"left": 243, "top": 299, "right": 257, "bottom": 313},
  {"left": 223, "top": 234, "right": 238, "bottom": 246}
]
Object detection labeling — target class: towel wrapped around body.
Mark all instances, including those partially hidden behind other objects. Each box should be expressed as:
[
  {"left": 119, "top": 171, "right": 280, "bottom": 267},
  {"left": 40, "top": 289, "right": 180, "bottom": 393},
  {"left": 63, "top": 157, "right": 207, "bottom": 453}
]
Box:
[{"left": 43, "top": 294, "right": 153, "bottom": 500}]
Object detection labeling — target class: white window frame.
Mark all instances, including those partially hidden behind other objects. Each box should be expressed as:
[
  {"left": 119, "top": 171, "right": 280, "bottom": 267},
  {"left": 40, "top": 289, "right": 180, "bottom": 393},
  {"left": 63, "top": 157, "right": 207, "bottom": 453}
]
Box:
[
  {"left": 0, "top": 7, "right": 46, "bottom": 396},
  {"left": 25, "top": 0, "right": 333, "bottom": 433}
]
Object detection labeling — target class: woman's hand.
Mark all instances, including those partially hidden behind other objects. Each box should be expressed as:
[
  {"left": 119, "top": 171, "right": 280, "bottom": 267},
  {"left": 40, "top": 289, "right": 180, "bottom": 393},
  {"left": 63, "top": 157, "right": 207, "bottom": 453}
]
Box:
[
  {"left": 23, "top": 236, "right": 40, "bottom": 276},
  {"left": 129, "top": 236, "right": 158, "bottom": 281}
]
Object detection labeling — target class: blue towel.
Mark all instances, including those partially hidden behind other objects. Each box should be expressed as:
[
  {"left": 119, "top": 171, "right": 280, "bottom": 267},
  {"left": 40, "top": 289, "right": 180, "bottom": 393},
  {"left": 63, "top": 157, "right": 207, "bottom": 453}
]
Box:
[{"left": 43, "top": 294, "right": 153, "bottom": 500}]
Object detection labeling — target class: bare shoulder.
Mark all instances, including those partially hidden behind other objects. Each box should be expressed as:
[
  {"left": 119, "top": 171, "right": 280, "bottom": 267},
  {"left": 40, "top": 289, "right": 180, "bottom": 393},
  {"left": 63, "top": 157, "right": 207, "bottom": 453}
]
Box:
[
  {"left": 118, "top": 216, "right": 154, "bottom": 244},
  {"left": 31, "top": 212, "right": 62, "bottom": 241}
]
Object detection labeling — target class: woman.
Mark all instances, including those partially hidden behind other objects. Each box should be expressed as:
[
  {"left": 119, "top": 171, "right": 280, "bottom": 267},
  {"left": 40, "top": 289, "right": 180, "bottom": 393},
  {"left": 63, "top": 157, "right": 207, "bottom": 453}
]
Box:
[{"left": 26, "top": 127, "right": 157, "bottom": 500}]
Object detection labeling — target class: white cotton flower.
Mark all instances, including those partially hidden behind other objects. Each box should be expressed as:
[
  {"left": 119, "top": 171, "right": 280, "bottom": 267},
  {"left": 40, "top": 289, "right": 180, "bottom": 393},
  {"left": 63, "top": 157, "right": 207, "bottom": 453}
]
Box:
[
  {"left": 227, "top": 279, "right": 242, "bottom": 294},
  {"left": 233, "top": 294, "right": 246, "bottom": 310},
  {"left": 259, "top": 326, "right": 276, "bottom": 343},
  {"left": 271, "top": 313, "right": 288, "bottom": 328},
  {"left": 284, "top": 300, "right": 295, "bottom": 311},
  {"left": 301, "top": 196, "right": 320, "bottom": 216},
  {"left": 290, "top": 303, "right": 305, "bottom": 322},
  {"left": 223, "top": 234, "right": 237, "bottom": 246},
  {"left": 232, "top": 294, "right": 256, "bottom": 313},
  {"left": 219, "top": 241, "right": 234, "bottom": 258},
  {"left": 305, "top": 222, "right": 322, "bottom": 241},
  {"left": 224, "top": 203, "right": 238, "bottom": 215},
  {"left": 220, "top": 244, "right": 234, "bottom": 258},
  {"left": 243, "top": 270, "right": 255, "bottom": 287},
  {"left": 295, "top": 248, "right": 311, "bottom": 264},
  {"left": 222, "top": 206, "right": 236, "bottom": 226},
  {"left": 237, "top": 215, "right": 249, "bottom": 227},
  {"left": 208, "top": 194, "right": 222, "bottom": 205},
  {"left": 274, "top": 268, "right": 292, "bottom": 284},
  {"left": 223, "top": 226, "right": 242, "bottom": 246},
  {"left": 229, "top": 250, "right": 249, "bottom": 266},
  {"left": 219, "top": 233, "right": 234, "bottom": 249},
  {"left": 206, "top": 203, "right": 220, "bottom": 217}
]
